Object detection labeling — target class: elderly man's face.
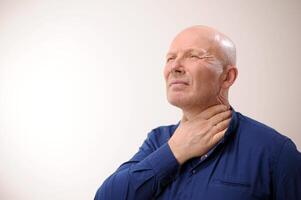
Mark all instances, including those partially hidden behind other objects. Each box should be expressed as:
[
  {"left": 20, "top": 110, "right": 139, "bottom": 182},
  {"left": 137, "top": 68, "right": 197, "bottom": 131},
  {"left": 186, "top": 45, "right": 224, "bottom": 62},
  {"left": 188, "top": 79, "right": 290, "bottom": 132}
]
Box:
[{"left": 164, "top": 28, "right": 224, "bottom": 109}]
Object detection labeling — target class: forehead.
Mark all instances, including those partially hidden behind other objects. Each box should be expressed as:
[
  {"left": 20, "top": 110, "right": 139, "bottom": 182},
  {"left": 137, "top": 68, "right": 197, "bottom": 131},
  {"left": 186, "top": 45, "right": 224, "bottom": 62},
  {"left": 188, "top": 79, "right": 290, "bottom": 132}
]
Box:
[{"left": 168, "top": 29, "right": 213, "bottom": 54}]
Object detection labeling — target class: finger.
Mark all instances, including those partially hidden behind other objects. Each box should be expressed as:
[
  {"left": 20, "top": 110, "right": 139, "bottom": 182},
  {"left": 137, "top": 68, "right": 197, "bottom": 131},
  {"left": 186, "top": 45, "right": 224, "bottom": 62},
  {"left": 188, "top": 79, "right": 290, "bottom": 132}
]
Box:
[
  {"left": 209, "top": 110, "right": 232, "bottom": 126},
  {"left": 211, "top": 118, "right": 231, "bottom": 134},
  {"left": 210, "top": 129, "right": 227, "bottom": 145},
  {"left": 198, "top": 104, "right": 229, "bottom": 120},
  {"left": 199, "top": 118, "right": 230, "bottom": 142}
]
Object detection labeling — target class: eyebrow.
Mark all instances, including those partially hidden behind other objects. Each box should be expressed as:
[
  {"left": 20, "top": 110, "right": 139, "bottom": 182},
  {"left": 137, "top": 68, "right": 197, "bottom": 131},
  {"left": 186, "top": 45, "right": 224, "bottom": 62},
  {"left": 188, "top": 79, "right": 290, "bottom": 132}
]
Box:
[{"left": 166, "top": 48, "right": 208, "bottom": 58}]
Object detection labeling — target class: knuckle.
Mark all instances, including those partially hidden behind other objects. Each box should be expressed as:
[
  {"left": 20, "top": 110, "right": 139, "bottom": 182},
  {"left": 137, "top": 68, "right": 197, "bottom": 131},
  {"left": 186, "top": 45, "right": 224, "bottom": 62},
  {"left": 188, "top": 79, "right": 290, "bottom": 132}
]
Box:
[
  {"left": 215, "top": 123, "right": 220, "bottom": 130},
  {"left": 206, "top": 120, "right": 214, "bottom": 128}
]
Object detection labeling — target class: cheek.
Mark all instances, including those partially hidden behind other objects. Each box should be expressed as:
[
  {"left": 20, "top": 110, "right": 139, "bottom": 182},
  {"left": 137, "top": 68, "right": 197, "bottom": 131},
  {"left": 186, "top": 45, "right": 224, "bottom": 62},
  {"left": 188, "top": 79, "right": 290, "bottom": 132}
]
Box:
[
  {"left": 193, "top": 68, "right": 220, "bottom": 89},
  {"left": 163, "top": 65, "right": 170, "bottom": 81}
]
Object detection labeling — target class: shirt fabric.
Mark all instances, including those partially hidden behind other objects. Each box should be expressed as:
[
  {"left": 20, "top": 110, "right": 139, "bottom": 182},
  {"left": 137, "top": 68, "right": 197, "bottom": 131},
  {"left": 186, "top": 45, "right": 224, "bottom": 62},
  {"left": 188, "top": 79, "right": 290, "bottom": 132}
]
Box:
[{"left": 94, "top": 109, "right": 301, "bottom": 200}]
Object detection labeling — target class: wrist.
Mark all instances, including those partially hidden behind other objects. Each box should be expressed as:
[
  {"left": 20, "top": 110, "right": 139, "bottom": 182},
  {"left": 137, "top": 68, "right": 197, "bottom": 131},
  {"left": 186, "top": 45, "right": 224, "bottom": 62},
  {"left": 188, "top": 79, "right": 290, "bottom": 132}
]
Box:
[{"left": 167, "top": 140, "right": 189, "bottom": 165}]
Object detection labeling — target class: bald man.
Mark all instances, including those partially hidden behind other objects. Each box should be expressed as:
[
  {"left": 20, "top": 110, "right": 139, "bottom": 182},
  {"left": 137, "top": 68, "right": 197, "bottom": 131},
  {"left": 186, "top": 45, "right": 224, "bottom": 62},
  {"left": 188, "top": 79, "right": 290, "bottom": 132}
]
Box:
[{"left": 94, "top": 26, "right": 301, "bottom": 200}]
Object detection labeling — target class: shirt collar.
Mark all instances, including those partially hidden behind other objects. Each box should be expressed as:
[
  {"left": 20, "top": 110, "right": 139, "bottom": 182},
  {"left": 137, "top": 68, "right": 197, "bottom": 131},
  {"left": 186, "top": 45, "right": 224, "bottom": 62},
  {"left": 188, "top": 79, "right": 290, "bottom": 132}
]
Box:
[{"left": 220, "top": 106, "right": 239, "bottom": 144}]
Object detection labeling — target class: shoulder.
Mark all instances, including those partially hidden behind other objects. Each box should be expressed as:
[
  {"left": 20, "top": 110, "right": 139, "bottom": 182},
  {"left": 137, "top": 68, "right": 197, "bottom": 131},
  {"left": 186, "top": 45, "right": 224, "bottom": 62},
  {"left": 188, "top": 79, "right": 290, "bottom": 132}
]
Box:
[
  {"left": 235, "top": 112, "right": 300, "bottom": 166},
  {"left": 236, "top": 112, "right": 289, "bottom": 148}
]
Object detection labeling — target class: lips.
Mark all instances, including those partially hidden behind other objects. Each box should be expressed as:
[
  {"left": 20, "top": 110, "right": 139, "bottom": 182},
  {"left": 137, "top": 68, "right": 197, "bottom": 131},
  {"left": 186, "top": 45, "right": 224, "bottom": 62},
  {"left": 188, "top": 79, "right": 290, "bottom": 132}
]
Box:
[{"left": 169, "top": 80, "right": 189, "bottom": 87}]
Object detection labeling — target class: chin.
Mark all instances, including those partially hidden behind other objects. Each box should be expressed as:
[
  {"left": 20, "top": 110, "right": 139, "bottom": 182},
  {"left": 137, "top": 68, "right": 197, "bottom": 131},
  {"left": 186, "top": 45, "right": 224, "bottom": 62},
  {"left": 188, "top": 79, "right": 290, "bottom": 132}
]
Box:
[{"left": 167, "top": 94, "right": 190, "bottom": 108}]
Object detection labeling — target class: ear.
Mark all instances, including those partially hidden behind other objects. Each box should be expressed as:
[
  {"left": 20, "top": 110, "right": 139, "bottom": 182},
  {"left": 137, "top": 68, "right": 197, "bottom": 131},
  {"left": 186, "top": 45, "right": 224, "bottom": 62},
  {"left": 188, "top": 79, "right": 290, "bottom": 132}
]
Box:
[{"left": 220, "top": 65, "right": 238, "bottom": 89}]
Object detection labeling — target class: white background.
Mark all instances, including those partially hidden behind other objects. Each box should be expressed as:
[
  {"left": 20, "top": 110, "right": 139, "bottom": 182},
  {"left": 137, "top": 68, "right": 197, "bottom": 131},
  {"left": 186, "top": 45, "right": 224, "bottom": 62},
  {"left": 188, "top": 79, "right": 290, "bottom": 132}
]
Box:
[{"left": 0, "top": 0, "right": 300, "bottom": 199}]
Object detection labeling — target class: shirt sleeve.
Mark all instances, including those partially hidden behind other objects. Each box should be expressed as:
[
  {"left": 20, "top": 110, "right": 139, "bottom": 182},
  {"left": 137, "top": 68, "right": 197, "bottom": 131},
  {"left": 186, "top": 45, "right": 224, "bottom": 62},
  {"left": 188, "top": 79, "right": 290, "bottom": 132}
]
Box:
[
  {"left": 94, "top": 130, "right": 180, "bottom": 200},
  {"left": 274, "top": 139, "right": 301, "bottom": 200}
]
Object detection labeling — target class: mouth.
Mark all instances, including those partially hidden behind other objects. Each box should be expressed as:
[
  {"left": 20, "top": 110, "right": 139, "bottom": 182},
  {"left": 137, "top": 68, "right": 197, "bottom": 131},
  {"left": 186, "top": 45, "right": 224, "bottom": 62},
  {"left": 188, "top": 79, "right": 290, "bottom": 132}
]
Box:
[{"left": 169, "top": 80, "right": 189, "bottom": 87}]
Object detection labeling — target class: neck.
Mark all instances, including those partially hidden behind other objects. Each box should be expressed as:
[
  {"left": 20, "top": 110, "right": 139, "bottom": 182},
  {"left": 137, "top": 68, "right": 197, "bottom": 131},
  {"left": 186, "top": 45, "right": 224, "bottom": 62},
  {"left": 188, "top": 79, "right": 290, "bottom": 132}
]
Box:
[{"left": 181, "top": 95, "right": 230, "bottom": 122}]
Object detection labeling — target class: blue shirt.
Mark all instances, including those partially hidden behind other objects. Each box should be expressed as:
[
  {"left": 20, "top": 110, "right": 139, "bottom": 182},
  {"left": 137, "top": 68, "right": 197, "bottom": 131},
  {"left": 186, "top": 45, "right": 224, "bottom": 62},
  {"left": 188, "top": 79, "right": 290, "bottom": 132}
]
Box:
[{"left": 94, "top": 109, "right": 301, "bottom": 200}]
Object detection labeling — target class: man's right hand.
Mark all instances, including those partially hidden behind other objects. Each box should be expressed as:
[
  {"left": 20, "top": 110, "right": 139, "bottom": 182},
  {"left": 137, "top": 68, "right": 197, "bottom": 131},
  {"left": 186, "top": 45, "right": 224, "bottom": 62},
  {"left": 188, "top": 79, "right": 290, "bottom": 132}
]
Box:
[{"left": 168, "top": 104, "right": 232, "bottom": 165}]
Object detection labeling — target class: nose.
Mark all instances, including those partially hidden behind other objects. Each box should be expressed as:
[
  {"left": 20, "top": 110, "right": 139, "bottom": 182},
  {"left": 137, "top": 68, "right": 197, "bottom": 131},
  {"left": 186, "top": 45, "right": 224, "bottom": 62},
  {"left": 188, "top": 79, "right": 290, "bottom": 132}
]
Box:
[{"left": 171, "top": 57, "right": 185, "bottom": 76}]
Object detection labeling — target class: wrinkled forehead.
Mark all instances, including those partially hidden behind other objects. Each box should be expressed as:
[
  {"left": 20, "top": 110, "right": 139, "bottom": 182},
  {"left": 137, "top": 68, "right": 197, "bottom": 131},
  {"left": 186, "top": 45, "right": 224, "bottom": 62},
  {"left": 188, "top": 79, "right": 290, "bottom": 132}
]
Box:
[{"left": 168, "top": 28, "right": 215, "bottom": 54}]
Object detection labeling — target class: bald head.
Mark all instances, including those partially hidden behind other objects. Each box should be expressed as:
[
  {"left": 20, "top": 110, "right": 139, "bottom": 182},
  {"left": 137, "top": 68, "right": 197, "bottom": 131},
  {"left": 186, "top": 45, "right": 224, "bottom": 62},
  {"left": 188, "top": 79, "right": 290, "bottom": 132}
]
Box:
[{"left": 170, "top": 25, "right": 236, "bottom": 68}]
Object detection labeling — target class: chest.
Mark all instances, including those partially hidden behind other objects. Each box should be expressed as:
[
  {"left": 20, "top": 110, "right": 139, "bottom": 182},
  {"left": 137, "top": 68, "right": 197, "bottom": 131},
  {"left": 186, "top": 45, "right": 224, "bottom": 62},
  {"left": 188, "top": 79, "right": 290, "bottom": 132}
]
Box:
[{"left": 157, "top": 146, "right": 273, "bottom": 200}]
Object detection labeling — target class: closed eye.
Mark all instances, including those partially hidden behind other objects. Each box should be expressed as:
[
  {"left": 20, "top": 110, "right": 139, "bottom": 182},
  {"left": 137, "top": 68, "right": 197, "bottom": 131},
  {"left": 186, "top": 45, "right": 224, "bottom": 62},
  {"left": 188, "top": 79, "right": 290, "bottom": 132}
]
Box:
[
  {"left": 166, "top": 57, "right": 175, "bottom": 62},
  {"left": 190, "top": 54, "right": 199, "bottom": 58}
]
